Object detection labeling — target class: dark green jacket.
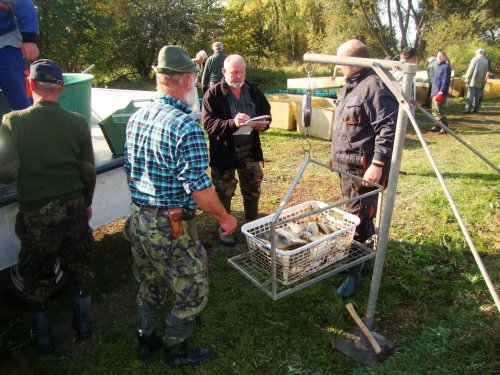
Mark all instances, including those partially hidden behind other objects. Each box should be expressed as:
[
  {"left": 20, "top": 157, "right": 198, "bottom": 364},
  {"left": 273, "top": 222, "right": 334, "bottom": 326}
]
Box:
[
  {"left": 201, "top": 51, "right": 227, "bottom": 92},
  {"left": 0, "top": 100, "right": 96, "bottom": 212}
]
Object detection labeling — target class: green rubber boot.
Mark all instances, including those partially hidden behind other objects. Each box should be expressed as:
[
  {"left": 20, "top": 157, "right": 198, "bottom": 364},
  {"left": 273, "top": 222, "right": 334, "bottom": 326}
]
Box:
[
  {"left": 136, "top": 299, "right": 163, "bottom": 360},
  {"left": 28, "top": 302, "right": 55, "bottom": 355},
  {"left": 337, "top": 263, "right": 364, "bottom": 298},
  {"left": 243, "top": 198, "right": 259, "bottom": 223},
  {"left": 70, "top": 284, "right": 93, "bottom": 341},
  {"left": 164, "top": 314, "right": 215, "bottom": 368}
]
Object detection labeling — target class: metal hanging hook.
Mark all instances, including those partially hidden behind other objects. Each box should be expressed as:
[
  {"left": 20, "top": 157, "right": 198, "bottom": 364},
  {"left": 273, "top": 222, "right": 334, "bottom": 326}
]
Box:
[{"left": 301, "top": 63, "right": 315, "bottom": 157}]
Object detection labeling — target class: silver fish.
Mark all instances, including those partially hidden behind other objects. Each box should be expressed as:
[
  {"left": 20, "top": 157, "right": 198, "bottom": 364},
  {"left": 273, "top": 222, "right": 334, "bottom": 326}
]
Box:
[
  {"left": 276, "top": 228, "right": 308, "bottom": 246},
  {"left": 299, "top": 230, "right": 313, "bottom": 240},
  {"left": 287, "top": 222, "right": 306, "bottom": 234},
  {"left": 306, "top": 222, "right": 319, "bottom": 236},
  {"left": 318, "top": 221, "right": 335, "bottom": 235},
  {"left": 309, "top": 235, "right": 325, "bottom": 242},
  {"left": 260, "top": 236, "right": 302, "bottom": 251}
]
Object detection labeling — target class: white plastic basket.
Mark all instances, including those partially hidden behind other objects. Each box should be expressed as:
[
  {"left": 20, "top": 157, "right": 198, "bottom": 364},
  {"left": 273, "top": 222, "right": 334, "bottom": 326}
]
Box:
[{"left": 241, "top": 201, "right": 360, "bottom": 285}]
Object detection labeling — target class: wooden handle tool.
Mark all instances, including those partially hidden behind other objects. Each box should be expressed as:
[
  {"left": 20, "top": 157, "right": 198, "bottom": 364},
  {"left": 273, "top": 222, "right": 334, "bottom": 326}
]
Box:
[{"left": 345, "top": 303, "right": 385, "bottom": 359}]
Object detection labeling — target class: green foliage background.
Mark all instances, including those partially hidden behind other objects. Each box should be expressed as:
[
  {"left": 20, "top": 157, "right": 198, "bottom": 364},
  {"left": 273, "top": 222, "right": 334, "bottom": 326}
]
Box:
[{"left": 32, "top": 0, "right": 499, "bottom": 83}]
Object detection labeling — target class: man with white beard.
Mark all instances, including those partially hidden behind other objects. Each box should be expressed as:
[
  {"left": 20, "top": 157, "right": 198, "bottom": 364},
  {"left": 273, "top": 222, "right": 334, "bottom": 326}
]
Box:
[
  {"left": 202, "top": 54, "right": 271, "bottom": 246},
  {"left": 124, "top": 45, "right": 237, "bottom": 368}
]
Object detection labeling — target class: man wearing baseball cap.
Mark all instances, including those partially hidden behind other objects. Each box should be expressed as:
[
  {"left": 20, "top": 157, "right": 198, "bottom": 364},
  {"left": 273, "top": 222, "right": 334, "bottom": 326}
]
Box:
[
  {"left": 124, "top": 45, "right": 237, "bottom": 368},
  {"left": 0, "top": 58, "right": 96, "bottom": 354}
]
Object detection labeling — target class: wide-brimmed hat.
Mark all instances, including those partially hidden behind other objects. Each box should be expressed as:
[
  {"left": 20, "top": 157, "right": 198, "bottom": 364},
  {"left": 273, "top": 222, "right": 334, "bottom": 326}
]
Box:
[
  {"left": 153, "top": 45, "right": 199, "bottom": 74},
  {"left": 30, "top": 59, "right": 64, "bottom": 85}
]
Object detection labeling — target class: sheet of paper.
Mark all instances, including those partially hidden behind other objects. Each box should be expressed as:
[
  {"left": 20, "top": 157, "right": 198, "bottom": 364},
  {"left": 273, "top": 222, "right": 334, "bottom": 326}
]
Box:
[
  {"left": 233, "top": 120, "right": 270, "bottom": 135},
  {"left": 233, "top": 124, "right": 254, "bottom": 135}
]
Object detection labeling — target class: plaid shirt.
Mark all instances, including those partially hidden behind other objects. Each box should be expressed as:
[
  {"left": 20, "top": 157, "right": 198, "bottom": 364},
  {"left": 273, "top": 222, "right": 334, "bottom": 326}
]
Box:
[{"left": 124, "top": 94, "right": 212, "bottom": 210}]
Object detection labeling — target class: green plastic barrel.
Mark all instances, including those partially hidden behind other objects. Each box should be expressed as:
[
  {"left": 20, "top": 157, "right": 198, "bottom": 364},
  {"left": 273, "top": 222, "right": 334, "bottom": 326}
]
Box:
[
  {"left": 1, "top": 73, "right": 93, "bottom": 122},
  {"left": 59, "top": 73, "right": 94, "bottom": 123}
]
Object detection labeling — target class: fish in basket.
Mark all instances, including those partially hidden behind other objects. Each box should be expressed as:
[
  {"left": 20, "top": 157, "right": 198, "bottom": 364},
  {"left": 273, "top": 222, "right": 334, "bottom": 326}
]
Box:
[{"left": 241, "top": 201, "right": 360, "bottom": 285}]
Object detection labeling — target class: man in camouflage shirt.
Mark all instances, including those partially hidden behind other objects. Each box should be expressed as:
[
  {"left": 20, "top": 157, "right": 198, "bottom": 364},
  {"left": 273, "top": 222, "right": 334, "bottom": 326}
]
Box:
[{"left": 124, "top": 45, "right": 237, "bottom": 368}]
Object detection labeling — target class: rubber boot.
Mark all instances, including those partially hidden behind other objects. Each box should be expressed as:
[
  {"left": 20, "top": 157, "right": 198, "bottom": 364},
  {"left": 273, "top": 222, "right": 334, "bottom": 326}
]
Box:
[
  {"left": 243, "top": 198, "right": 259, "bottom": 223},
  {"left": 70, "top": 284, "right": 93, "bottom": 341},
  {"left": 136, "top": 299, "right": 163, "bottom": 360},
  {"left": 164, "top": 314, "right": 215, "bottom": 368},
  {"left": 337, "top": 262, "right": 364, "bottom": 298},
  {"left": 361, "top": 257, "right": 375, "bottom": 276},
  {"left": 218, "top": 196, "right": 236, "bottom": 246},
  {"left": 28, "top": 302, "right": 55, "bottom": 355}
]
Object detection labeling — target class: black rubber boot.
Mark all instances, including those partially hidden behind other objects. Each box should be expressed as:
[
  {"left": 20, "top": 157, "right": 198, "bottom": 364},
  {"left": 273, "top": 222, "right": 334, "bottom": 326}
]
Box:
[
  {"left": 70, "top": 284, "right": 93, "bottom": 341},
  {"left": 243, "top": 198, "right": 259, "bottom": 222},
  {"left": 164, "top": 314, "right": 215, "bottom": 368},
  {"left": 28, "top": 302, "right": 55, "bottom": 355},
  {"left": 136, "top": 300, "right": 163, "bottom": 360},
  {"left": 337, "top": 263, "right": 364, "bottom": 298}
]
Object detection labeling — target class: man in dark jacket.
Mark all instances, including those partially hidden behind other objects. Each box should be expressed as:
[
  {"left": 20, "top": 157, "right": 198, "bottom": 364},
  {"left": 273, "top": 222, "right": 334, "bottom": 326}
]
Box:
[
  {"left": 430, "top": 50, "right": 451, "bottom": 133},
  {"left": 330, "top": 39, "right": 397, "bottom": 298},
  {"left": 202, "top": 54, "right": 271, "bottom": 246}
]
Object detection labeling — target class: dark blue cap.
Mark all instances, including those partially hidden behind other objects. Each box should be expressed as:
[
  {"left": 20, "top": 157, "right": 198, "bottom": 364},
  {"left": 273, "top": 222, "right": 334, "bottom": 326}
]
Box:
[{"left": 30, "top": 59, "right": 63, "bottom": 85}]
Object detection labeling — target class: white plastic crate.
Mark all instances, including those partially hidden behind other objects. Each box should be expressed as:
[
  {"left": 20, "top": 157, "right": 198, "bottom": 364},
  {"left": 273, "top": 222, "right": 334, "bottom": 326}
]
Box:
[{"left": 241, "top": 201, "right": 360, "bottom": 285}]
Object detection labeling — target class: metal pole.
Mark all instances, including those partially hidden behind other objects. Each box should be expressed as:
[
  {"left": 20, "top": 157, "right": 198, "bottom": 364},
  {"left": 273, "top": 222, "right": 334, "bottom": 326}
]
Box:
[
  {"left": 303, "top": 53, "right": 416, "bottom": 74},
  {"left": 364, "top": 71, "right": 413, "bottom": 331},
  {"left": 406, "top": 105, "right": 500, "bottom": 312}
]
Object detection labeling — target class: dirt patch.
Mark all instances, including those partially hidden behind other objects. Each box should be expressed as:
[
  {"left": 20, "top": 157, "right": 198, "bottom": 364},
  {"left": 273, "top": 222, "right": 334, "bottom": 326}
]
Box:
[{"left": 389, "top": 304, "right": 426, "bottom": 330}]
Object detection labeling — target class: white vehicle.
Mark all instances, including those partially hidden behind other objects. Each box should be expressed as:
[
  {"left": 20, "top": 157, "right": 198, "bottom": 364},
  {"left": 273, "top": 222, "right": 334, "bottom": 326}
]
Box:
[{"left": 0, "top": 87, "right": 156, "bottom": 295}]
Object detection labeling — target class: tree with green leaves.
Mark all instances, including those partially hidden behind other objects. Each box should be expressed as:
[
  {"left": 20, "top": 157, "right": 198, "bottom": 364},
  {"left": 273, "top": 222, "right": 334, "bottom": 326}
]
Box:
[{"left": 34, "top": 0, "right": 111, "bottom": 72}]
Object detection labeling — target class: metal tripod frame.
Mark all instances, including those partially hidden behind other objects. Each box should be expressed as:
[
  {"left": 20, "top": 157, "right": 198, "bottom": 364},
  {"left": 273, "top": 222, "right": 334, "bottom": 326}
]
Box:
[{"left": 303, "top": 53, "right": 500, "bottom": 335}]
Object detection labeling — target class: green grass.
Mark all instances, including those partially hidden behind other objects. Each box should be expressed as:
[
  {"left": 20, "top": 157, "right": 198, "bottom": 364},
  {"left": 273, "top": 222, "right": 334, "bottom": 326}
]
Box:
[{"left": 0, "top": 93, "right": 498, "bottom": 374}]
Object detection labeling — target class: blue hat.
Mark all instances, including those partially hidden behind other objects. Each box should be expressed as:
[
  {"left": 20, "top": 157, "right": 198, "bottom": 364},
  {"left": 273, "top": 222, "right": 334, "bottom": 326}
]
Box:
[{"left": 30, "top": 59, "right": 64, "bottom": 85}]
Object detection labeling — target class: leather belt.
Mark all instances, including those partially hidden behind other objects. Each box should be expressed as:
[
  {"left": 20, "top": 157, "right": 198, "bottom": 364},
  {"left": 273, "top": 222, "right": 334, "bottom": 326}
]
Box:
[{"left": 133, "top": 202, "right": 195, "bottom": 220}]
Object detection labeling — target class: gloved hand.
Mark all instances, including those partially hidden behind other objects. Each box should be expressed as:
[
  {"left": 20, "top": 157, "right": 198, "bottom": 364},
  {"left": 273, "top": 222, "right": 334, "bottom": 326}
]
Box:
[{"left": 435, "top": 92, "right": 443, "bottom": 103}]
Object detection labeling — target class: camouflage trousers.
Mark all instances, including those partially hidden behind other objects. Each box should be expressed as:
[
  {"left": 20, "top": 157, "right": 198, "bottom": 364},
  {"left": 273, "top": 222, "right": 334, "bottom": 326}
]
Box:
[
  {"left": 126, "top": 204, "right": 208, "bottom": 320},
  {"left": 211, "top": 162, "right": 263, "bottom": 203},
  {"left": 15, "top": 199, "right": 93, "bottom": 303}
]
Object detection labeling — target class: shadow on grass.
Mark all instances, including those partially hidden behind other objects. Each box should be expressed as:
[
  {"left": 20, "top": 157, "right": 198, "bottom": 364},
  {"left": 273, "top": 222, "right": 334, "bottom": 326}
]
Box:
[
  {"left": 0, "top": 225, "right": 497, "bottom": 373},
  {"left": 401, "top": 171, "right": 499, "bottom": 181}
]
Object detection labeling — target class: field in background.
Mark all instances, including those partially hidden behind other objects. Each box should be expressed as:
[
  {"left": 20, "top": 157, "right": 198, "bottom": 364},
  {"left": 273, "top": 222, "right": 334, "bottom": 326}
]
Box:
[{"left": 0, "top": 93, "right": 498, "bottom": 374}]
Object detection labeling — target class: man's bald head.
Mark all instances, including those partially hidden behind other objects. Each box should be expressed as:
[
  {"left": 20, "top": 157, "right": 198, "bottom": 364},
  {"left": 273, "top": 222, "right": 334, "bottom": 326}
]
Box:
[{"left": 337, "top": 39, "right": 370, "bottom": 77}]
